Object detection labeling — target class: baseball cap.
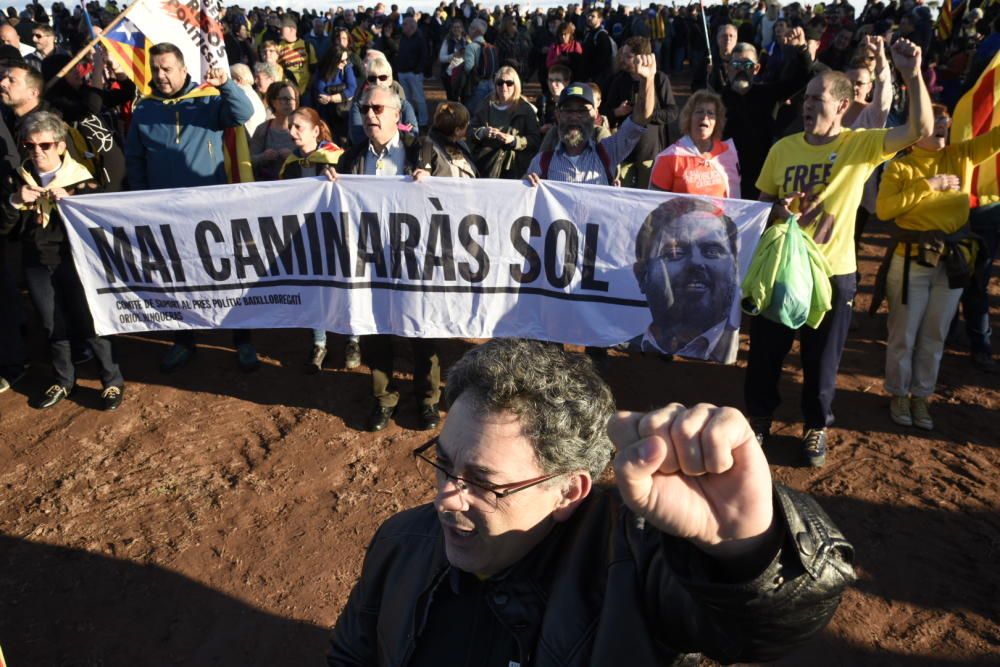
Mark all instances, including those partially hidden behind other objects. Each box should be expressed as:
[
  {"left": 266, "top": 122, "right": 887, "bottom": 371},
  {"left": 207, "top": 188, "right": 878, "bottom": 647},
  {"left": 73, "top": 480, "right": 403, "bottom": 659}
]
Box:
[{"left": 559, "top": 82, "right": 596, "bottom": 107}]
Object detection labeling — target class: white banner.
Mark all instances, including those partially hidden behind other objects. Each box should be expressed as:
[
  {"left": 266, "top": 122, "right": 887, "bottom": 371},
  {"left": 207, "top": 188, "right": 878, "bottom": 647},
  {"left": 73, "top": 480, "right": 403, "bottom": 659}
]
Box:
[
  {"left": 129, "top": 0, "right": 229, "bottom": 82},
  {"left": 59, "top": 177, "right": 769, "bottom": 362}
]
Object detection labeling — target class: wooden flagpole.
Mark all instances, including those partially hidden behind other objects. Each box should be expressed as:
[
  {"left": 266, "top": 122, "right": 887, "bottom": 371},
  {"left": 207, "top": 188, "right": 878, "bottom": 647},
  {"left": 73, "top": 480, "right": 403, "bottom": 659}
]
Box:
[{"left": 45, "top": 0, "right": 145, "bottom": 90}]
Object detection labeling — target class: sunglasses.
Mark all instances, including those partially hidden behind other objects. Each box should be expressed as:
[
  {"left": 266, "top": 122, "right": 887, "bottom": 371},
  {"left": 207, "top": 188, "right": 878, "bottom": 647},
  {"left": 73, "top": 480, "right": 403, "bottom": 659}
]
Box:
[
  {"left": 496, "top": 79, "right": 516, "bottom": 87},
  {"left": 367, "top": 74, "right": 390, "bottom": 83},
  {"left": 22, "top": 141, "right": 57, "bottom": 151},
  {"left": 360, "top": 103, "right": 396, "bottom": 115}
]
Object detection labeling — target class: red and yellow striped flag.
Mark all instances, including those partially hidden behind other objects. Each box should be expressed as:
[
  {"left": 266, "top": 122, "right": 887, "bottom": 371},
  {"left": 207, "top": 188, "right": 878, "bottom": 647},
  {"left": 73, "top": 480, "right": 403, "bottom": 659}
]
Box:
[
  {"left": 952, "top": 48, "right": 1000, "bottom": 206},
  {"left": 936, "top": 0, "right": 966, "bottom": 41}
]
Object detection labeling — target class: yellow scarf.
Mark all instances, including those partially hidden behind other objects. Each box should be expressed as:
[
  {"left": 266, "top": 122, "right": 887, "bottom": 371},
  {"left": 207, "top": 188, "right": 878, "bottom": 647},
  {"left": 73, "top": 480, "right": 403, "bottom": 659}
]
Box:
[
  {"left": 279, "top": 141, "right": 344, "bottom": 179},
  {"left": 16, "top": 152, "right": 95, "bottom": 228}
]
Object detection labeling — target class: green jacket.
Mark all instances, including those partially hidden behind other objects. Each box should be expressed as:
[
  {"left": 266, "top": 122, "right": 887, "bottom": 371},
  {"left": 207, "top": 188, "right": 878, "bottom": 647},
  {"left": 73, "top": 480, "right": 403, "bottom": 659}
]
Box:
[{"left": 741, "top": 220, "right": 834, "bottom": 329}]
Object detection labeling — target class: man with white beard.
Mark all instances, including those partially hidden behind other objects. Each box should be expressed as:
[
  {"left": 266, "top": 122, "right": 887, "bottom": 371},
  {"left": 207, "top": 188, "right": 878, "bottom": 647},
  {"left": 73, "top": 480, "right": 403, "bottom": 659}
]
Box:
[{"left": 524, "top": 52, "right": 656, "bottom": 185}]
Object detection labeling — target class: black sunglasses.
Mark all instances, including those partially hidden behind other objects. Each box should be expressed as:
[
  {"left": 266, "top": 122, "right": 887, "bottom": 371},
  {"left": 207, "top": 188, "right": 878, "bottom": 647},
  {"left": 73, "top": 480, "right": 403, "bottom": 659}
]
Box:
[
  {"left": 360, "top": 103, "right": 395, "bottom": 115},
  {"left": 22, "top": 141, "right": 57, "bottom": 151},
  {"left": 367, "top": 74, "right": 390, "bottom": 83},
  {"left": 496, "top": 79, "right": 516, "bottom": 87}
]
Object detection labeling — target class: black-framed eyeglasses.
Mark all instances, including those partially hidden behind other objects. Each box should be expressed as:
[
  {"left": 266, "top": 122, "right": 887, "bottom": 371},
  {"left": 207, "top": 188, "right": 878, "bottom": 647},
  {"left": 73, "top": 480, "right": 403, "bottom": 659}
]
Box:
[
  {"left": 730, "top": 59, "right": 756, "bottom": 70},
  {"left": 413, "top": 437, "right": 562, "bottom": 512}
]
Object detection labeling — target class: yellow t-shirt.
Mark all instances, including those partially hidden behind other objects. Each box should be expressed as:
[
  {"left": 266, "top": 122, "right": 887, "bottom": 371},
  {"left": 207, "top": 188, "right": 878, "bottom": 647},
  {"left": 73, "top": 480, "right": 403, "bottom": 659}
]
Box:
[{"left": 756, "top": 128, "right": 893, "bottom": 275}]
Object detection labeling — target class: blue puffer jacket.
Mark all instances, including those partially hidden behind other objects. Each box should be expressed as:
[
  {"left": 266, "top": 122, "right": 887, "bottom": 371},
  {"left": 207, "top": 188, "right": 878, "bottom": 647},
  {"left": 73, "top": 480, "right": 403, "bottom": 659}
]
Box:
[{"left": 125, "top": 77, "right": 253, "bottom": 190}]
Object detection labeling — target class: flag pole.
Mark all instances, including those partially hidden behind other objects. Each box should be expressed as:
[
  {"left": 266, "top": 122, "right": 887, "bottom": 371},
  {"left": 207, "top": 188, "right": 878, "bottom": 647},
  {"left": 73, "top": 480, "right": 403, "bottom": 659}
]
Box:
[
  {"left": 699, "top": 0, "right": 713, "bottom": 68},
  {"left": 46, "top": 0, "right": 145, "bottom": 90}
]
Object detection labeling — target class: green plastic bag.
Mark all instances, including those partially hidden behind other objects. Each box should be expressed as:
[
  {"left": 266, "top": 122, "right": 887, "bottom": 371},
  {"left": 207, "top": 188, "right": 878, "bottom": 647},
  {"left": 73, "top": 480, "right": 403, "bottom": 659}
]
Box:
[{"left": 763, "top": 216, "right": 813, "bottom": 329}]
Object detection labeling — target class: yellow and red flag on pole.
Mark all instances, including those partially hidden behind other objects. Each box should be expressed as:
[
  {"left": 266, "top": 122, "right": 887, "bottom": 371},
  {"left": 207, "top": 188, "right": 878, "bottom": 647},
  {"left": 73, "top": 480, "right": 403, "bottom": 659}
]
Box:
[
  {"left": 951, "top": 47, "right": 1000, "bottom": 206},
  {"left": 99, "top": 16, "right": 152, "bottom": 94},
  {"left": 936, "top": 0, "right": 966, "bottom": 41}
]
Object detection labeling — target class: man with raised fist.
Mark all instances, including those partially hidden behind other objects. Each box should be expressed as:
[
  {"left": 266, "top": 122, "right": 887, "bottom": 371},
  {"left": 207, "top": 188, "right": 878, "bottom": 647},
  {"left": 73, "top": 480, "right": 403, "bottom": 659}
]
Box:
[{"left": 328, "top": 338, "right": 855, "bottom": 667}]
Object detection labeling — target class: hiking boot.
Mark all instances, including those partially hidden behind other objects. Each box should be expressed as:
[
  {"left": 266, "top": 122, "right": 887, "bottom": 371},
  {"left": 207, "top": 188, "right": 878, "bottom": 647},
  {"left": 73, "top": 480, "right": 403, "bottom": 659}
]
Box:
[
  {"left": 910, "top": 396, "right": 934, "bottom": 431},
  {"left": 101, "top": 385, "right": 124, "bottom": 411},
  {"left": 344, "top": 339, "right": 362, "bottom": 369},
  {"left": 889, "top": 395, "right": 912, "bottom": 427},
  {"left": 160, "top": 343, "right": 195, "bottom": 373},
  {"left": 305, "top": 345, "right": 327, "bottom": 374},
  {"left": 972, "top": 351, "right": 996, "bottom": 373},
  {"left": 237, "top": 343, "right": 260, "bottom": 373},
  {"left": 749, "top": 417, "right": 772, "bottom": 446},
  {"left": 802, "top": 428, "right": 827, "bottom": 468}
]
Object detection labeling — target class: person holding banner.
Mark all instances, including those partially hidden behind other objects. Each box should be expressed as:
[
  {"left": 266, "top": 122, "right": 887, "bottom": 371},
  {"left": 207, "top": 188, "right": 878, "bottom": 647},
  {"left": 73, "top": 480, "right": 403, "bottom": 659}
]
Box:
[
  {"left": 9, "top": 111, "right": 124, "bottom": 411},
  {"left": 746, "top": 38, "right": 934, "bottom": 468},
  {"left": 124, "top": 42, "right": 257, "bottom": 374},
  {"left": 276, "top": 107, "right": 358, "bottom": 374},
  {"left": 324, "top": 84, "right": 440, "bottom": 433},
  {"left": 524, "top": 52, "right": 657, "bottom": 185},
  {"left": 328, "top": 339, "right": 855, "bottom": 666}
]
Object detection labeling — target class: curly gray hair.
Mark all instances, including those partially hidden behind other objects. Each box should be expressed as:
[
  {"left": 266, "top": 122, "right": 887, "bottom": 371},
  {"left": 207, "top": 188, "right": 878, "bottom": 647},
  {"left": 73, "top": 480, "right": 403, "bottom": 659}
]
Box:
[{"left": 444, "top": 339, "right": 615, "bottom": 479}]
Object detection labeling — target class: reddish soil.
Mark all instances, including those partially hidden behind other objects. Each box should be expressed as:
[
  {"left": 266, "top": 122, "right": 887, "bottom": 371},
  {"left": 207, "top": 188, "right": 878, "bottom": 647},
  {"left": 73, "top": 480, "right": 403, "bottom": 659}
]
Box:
[{"left": 1, "top": 80, "right": 999, "bottom": 667}]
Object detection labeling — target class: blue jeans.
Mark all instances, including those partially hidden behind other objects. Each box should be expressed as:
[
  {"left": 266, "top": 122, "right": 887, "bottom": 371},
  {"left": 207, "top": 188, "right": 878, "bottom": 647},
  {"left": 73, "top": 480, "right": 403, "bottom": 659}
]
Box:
[
  {"left": 961, "top": 203, "right": 1000, "bottom": 354},
  {"left": 398, "top": 71, "right": 428, "bottom": 127}
]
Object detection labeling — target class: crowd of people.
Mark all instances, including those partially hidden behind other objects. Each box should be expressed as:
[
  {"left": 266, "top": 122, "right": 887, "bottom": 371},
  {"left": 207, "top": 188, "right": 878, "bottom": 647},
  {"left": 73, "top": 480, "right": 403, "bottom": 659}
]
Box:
[{"left": 0, "top": 0, "right": 997, "bottom": 468}]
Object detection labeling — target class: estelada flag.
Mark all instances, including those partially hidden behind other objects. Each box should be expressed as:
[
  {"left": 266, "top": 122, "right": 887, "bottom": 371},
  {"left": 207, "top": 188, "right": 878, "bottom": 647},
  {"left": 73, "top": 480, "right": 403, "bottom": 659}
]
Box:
[
  {"left": 99, "top": 17, "right": 152, "bottom": 95},
  {"left": 936, "top": 0, "right": 966, "bottom": 41},
  {"left": 951, "top": 47, "right": 1000, "bottom": 206}
]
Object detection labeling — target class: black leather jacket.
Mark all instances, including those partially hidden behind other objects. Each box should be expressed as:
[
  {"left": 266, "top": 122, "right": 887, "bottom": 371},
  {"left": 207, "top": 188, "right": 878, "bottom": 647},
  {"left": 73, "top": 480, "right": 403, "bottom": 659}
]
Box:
[{"left": 328, "top": 484, "right": 855, "bottom": 666}]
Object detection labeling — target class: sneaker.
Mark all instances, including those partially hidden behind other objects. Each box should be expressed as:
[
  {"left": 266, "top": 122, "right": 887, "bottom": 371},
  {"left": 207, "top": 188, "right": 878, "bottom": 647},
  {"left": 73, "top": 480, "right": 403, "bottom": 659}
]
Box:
[
  {"left": 972, "top": 351, "right": 996, "bottom": 373},
  {"left": 889, "top": 395, "right": 912, "bottom": 427},
  {"left": 749, "top": 417, "right": 772, "bottom": 446},
  {"left": 34, "top": 384, "right": 70, "bottom": 410},
  {"left": 237, "top": 343, "right": 260, "bottom": 373},
  {"left": 910, "top": 396, "right": 934, "bottom": 431},
  {"left": 101, "top": 385, "right": 124, "bottom": 411},
  {"left": 160, "top": 343, "right": 195, "bottom": 373},
  {"left": 802, "top": 428, "right": 827, "bottom": 468},
  {"left": 305, "top": 345, "right": 327, "bottom": 374},
  {"left": 344, "top": 339, "right": 362, "bottom": 369}
]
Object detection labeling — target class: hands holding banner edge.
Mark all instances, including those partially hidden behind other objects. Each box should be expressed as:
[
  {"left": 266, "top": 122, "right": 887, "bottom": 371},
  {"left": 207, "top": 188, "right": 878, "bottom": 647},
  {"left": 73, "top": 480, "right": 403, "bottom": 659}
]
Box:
[
  {"left": 608, "top": 403, "right": 778, "bottom": 567},
  {"left": 322, "top": 167, "right": 430, "bottom": 182}
]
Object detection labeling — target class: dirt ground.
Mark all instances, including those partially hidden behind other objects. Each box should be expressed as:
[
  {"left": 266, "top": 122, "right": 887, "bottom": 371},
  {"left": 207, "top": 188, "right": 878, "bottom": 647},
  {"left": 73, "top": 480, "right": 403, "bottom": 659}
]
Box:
[{"left": 2, "top": 80, "right": 1000, "bottom": 666}]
